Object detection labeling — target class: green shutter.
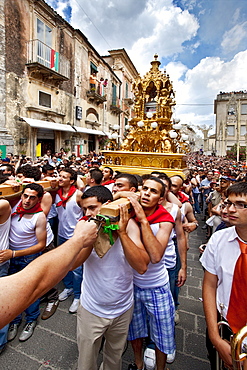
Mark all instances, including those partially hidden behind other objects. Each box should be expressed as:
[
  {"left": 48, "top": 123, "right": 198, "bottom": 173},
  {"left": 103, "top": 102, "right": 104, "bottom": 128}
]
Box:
[{"left": 112, "top": 83, "right": 117, "bottom": 106}]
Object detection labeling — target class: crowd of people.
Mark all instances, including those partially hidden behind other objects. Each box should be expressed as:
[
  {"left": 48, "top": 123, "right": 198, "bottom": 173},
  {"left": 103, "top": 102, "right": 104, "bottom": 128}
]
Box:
[{"left": 0, "top": 150, "right": 247, "bottom": 370}]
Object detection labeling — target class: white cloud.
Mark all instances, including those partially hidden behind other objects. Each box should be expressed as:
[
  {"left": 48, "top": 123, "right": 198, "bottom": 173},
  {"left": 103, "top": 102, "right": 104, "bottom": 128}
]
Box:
[
  {"left": 221, "top": 22, "right": 247, "bottom": 53},
  {"left": 51, "top": 0, "right": 199, "bottom": 75},
  {"left": 46, "top": 0, "right": 247, "bottom": 138},
  {"left": 165, "top": 50, "right": 247, "bottom": 130}
]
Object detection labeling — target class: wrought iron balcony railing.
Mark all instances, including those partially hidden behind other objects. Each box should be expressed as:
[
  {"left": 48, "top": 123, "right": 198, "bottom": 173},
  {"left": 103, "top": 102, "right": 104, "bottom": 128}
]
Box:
[{"left": 26, "top": 39, "right": 70, "bottom": 80}]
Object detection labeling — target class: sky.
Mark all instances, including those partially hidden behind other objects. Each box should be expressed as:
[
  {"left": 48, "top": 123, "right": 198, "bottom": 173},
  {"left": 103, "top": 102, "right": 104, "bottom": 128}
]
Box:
[{"left": 46, "top": 0, "right": 247, "bottom": 136}]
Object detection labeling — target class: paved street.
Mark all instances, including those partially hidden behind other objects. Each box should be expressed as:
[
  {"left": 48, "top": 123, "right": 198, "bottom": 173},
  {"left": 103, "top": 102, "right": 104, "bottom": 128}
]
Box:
[{"left": 0, "top": 214, "right": 210, "bottom": 370}]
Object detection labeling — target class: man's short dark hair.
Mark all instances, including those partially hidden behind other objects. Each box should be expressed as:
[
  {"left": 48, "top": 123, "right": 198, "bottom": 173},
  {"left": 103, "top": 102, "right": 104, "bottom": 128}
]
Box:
[
  {"left": 227, "top": 181, "right": 247, "bottom": 197},
  {"left": 16, "top": 165, "right": 32, "bottom": 176},
  {"left": 143, "top": 176, "right": 165, "bottom": 197},
  {"left": 133, "top": 174, "right": 143, "bottom": 186},
  {"left": 61, "top": 167, "right": 77, "bottom": 183},
  {"left": 151, "top": 171, "right": 162, "bottom": 176},
  {"left": 22, "top": 183, "right": 44, "bottom": 198},
  {"left": 16, "top": 165, "right": 41, "bottom": 181},
  {"left": 0, "top": 173, "right": 9, "bottom": 184},
  {"left": 142, "top": 174, "right": 151, "bottom": 181},
  {"left": 89, "top": 168, "right": 103, "bottom": 184},
  {"left": 3, "top": 164, "right": 15, "bottom": 175},
  {"left": 42, "top": 164, "right": 54, "bottom": 174},
  {"left": 157, "top": 173, "right": 172, "bottom": 189},
  {"left": 114, "top": 173, "right": 138, "bottom": 191},
  {"left": 82, "top": 185, "right": 113, "bottom": 204}
]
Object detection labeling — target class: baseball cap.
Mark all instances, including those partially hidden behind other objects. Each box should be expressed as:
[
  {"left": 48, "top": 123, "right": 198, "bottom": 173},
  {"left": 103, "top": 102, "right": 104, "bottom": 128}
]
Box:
[{"left": 220, "top": 176, "right": 231, "bottom": 181}]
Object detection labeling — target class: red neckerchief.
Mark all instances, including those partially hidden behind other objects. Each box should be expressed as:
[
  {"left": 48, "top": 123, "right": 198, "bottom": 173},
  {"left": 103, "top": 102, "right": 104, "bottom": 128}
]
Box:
[
  {"left": 56, "top": 185, "right": 77, "bottom": 208},
  {"left": 101, "top": 179, "right": 115, "bottom": 186},
  {"left": 11, "top": 202, "right": 43, "bottom": 221},
  {"left": 80, "top": 215, "right": 89, "bottom": 221},
  {"left": 177, "top": 191, "right": 189, "bottom": 203},
  {"left": 135, "top": 204, "right": 174, "bottom": 225}
]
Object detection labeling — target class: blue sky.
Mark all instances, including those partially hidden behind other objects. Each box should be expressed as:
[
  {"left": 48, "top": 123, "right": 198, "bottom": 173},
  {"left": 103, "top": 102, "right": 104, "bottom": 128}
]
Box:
[{"left": 46, "top": 0, "right": 247, "bottom": 133}]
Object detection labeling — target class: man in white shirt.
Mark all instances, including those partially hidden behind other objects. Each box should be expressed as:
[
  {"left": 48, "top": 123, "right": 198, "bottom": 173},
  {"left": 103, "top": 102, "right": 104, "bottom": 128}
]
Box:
[
  {"left": 201, "top": 181, "right": 247, "bottom": 369},
  {"left": 6, "top": 184, "right": 47, "bottom": 342},
  {"left": 74, "top": 185, "right": 149, "bottom": 370}
]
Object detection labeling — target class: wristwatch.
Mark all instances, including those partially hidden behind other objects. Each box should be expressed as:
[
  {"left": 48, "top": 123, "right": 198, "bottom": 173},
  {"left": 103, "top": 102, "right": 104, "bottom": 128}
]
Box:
[{"left": 193, "top": 221, "right": 199, "bottom": 229}]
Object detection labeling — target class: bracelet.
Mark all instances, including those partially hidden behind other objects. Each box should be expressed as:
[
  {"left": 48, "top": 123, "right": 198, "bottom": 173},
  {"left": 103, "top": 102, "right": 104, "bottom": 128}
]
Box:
[
  {"left": 193, "top": 221, "right": 199, "bottom": 229},
  {"left": 12, "top": 250, "right": 16, "bottom": 258}
]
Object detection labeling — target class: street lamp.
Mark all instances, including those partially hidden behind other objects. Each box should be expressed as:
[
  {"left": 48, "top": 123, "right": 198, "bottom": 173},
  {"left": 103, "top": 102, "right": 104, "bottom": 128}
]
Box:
[
  {"left": 151, "top": 121, "right": 158, "bottom": 129},
  {"left": 137, "top": 121, "right": 145, "bottom": 127},
  {"left": 169, "top": 130, "right": 178, "bottom": 139}
]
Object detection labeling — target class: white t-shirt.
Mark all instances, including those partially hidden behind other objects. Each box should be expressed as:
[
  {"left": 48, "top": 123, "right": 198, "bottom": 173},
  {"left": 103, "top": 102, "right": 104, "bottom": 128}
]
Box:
[
  {"left": 133, "top": 223, "right": 169, "bottom": 288},
  {"left": 164, "top": 204, "right": 178, "bottom": 269},
  {"left": 0, "top": 216, "right": 11, "bottom": 266},
  {"left": 56, "top": 190, "right": 83, "bottom": 239},
  {"left": 200, "top": 226, "right": 242, "bottom": 320},
  {"left": 81, "top": 237, "right": 133, "bottom": 319},
  {"left": 10, "top": 211, "right": 40, "bottom": 251}
]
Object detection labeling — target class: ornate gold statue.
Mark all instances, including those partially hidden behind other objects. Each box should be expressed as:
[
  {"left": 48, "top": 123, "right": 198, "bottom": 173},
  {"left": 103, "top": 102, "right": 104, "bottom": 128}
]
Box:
[{"left": 102, "top": 54, "right": 188, "bottom": 176}]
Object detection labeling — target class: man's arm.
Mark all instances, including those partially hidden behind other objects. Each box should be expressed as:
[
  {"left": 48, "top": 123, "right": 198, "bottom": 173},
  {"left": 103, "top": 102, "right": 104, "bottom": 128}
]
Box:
[
  {"left": 41, "top": 192, "right": 52, "bottom": 216},
  {"left": 129, "top": 196, "right": 173, "bottom": 263},
  {"left": 113, "top": 191, "right": 139, "bottom": 201},
  {"left": 76, "top": 189, "right": 84, "bottom": 207},
  {"left": 0, "top": 213, "right": 47, "bottom": 263},
  {"left": 167, "top": 191, "right": 182, "bottom": 207},
  {"left": 202, "top": 270, "right": 233, "bottom": 368},
  {"left": 174, "top": 208, "right": 187, "bottom": 287},
  {"left": 0, "top": 220, "right": 98, "bottom": 329},
  {"left": 182, "top": 202, "right": 198, "bottom": 233},
  {"left": 117, "top": 204, "right": 149, "bottom": 274},
  {"left": 0, "top": 199, "right": 11, "bottom": 223}
]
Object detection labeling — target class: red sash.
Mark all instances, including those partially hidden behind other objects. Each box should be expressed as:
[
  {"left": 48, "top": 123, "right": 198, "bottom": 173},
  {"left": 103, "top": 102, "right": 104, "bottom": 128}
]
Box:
[
  {"left": 177, "top": 191, "right": 189, "bottom": 203},
  {"left": 12, "top": 202, "right": 43, "bottom": 221},
  {"left": 79, "top": 215, "right": 89, "bottom": 221},
  {"left": 135, "top": 204, "right": 174, "bottom": 224},
  {"left": 56, "top": 185, "right": 77, "bottom": 208},
  {"left": 101, "top": 180, "right": 115, "bottom": 186}
]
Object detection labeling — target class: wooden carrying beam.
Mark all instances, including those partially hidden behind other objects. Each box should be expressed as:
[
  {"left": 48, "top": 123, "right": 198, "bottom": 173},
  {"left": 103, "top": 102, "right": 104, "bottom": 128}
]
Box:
[
  {"left": 100, "top": 197, "right": 131, "bottom": 218},
  {"left": 0, "top": 180, "right": 54, "bottom": 199}
]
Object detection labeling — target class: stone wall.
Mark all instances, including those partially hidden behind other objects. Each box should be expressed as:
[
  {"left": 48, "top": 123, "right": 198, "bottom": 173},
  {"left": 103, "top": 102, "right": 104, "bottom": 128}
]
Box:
[{"left": 0, "top": 0, "right": 14, "bottom": 153}]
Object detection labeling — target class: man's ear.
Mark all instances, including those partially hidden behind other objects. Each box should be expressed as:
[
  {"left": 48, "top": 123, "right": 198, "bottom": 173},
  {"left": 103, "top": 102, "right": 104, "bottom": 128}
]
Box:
[
  {"left": 130, "top": 187, "right": 136, "bottom": 192},
  {"left": 158, "top": 196, "right": 164, "bottom": 205}
]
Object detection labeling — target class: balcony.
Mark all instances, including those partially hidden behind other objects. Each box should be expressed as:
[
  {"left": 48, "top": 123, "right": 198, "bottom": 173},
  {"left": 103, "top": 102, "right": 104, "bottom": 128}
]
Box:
[
  {"left": 123, "top": 96, "right": 134, "bottom": 105},
  {"left": 26, "top": 40, "right": 70, "bottom": 84},
  {"left": 110, "top": 97, "right": 122, "bottom": 114},
  {"left": 86, "top": 83, "right": 107, "bottom": 105}
]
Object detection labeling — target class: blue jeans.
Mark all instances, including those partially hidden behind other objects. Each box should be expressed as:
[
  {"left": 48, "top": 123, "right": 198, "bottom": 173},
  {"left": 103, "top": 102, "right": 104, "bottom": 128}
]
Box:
[
  {"left": 0, "top": 262, "right": 9, "bottom": 348},
  {"left": 9, "top": 253, "right": 41, "bottom": 324},
  {"left": 193, "top": 192, "right": 201, "bottom": 214},
  {"left": 58, "top": 236, "right": 83, "bottom": 299},
  {"left": 172, "top": 238, "right": 180, "bottom": 310},
  {"left": 167, "top": 264, "right": 176, "bottom": 305}
]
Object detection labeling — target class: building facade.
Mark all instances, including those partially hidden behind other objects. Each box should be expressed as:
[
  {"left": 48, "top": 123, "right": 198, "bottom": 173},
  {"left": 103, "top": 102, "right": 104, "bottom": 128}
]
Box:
[
  {"left": 1, "top": 0, "right": 138, "bottom": 158},
  {"left": 102, "top": 49, "right": 139, "bottom": 140},
  {"left": 215, "top": 91, "right": 247, "bottom": 157}
]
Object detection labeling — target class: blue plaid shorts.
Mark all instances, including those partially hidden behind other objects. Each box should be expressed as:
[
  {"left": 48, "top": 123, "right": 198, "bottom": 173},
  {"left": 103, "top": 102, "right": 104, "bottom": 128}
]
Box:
[{"left": 127, "top": 283, "right": 175, "bottom": 354}]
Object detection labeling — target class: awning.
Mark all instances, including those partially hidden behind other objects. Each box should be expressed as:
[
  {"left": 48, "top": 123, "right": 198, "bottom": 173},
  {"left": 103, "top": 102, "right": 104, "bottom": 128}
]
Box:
[
  {"left": 21, "top": 117, "right": 75, "bottom": 132},
  {"left": 22, "top": 117, "right": 107, "bottom": 136},
  {"left": 74, "top": 126, "right": 105, "bottom": 136}
]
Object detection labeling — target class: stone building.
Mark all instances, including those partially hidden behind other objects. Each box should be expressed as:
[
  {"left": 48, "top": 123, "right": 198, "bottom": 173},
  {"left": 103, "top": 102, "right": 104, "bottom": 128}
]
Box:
[
  {"left": 215, "top": 91, "right": 247, "bottom": 157},
  {"left": 102, "top": 49, "right": 139, "bottom": 139},
  {"left": 1, "top": 0, "right": 138, "bottom": 158}
]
